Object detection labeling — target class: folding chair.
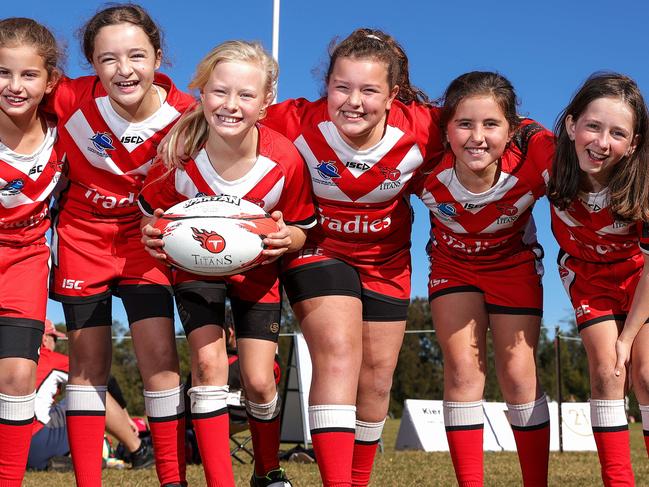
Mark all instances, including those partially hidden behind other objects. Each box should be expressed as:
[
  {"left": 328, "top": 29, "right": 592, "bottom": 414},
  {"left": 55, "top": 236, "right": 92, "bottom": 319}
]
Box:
[{"left": 227, "top": 389, "right": 254, "bottom": 464}]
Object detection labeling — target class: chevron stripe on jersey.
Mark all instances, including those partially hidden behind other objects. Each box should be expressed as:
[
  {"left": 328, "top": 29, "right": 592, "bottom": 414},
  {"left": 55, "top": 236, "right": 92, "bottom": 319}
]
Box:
[
  {"left": 295, "top": 121, "right": 422, "bottom": 205},
  {"left": 551, "top": 190, "right": 646, "bottom": 262},
  {"left": 0, "top": 125, "right": 62, "bottom": 244},
  {"left": 419, "top": 123, "right": 552, "bottom": 260},
  {"left": 139, "top": 125, "right": 316, "bottom": 230},
  {"left": 53, "top": 74, "right": 194, "bottom": 219},
  {"left": 176, "top": 150, "right": 285, "bottom": 210}
]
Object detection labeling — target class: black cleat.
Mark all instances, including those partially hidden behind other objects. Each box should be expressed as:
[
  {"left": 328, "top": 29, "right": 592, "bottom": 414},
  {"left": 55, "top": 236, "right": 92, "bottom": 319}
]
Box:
[
  {"left": 130, "top": 440, "right": 156, "bottom": 469},
  {"left": 250, "top": 467, "right": 293, "bottom": 487}
]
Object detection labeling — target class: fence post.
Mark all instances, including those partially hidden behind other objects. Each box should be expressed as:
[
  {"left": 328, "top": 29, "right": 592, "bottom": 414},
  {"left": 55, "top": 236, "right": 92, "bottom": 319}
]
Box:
[{"left": 554, "top": 326, "right": 563, "bottom": 453}]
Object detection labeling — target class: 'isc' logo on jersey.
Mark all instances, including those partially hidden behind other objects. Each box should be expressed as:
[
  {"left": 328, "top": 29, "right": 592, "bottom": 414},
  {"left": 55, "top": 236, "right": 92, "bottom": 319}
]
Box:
[
  {"left": 345, "top": 161, "right": 370, "bottom": 171},
  {"left": 89, "top": 132, "right": 115, "bottom": 157},
  {"left": 120, "top": 135, "right": 145, "bottom": 144}
]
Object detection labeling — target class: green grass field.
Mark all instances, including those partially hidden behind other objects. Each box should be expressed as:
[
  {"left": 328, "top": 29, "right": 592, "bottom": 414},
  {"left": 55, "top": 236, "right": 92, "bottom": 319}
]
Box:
[{"left": 24, "top": 419, "right": 649, "bottom": 486}]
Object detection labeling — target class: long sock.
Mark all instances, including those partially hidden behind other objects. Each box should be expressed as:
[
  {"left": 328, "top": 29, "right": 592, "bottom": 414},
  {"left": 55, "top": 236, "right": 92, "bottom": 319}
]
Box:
[
  {"left": 145, "top": 385, "right": 186, "bottom": 486},
  {"left": 309, "top": 404, "right": 356, "bottom": 487},
  {"left": 247, "top": 392, "right": 281, "bottom": 477},
  {"left": 351, "top": 418, "right": 385, "bottom": 487},
  {"left": 189, "top": 385, "right": 234, "bottom": 487},
  {"left": 444, "top": 400, "right": 484, "bottom": 487},
  {"left": 0, "top": 391, "right": 35, "bottom": 487},
  {"left": 507, "top": 394, "right": 550, "bottom": 487},
  {"left": 66, "top": 385, "right": 107, "bottom": 487},
  {"left": 591, "top": 399, "right": 634, "bottom": 487},
  {"left": 640, "top": 404, "right": 649, "bottom": 458}
]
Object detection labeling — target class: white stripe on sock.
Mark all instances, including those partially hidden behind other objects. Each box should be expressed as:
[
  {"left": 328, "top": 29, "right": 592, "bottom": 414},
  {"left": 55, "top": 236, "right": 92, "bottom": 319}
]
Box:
[
  {"left": 66, "top": 385, "right": 107, "bottom": 412},
  {"left": 590, "top": 399, "right": 627, "bottom": 428},
  {"left": 0, "top": 391, "right": 36, "bottom": 421},
  {"left": 308, "top": 404, "right": 356, "bottom": 430},
  {"left": 355, "top": 418, "right": 385, "bottom": 442},
  {"left": 443, "top": 400, "right": 484, "bottom": 427},
  {"left": 144, "top": 385, "right": 185, "bottom": 418},
  {"left": 507, "top": 394, "right": 550, "bottom": 428},
  {"left": 188, "top": 385, "right": 228, "bottom": 415}
]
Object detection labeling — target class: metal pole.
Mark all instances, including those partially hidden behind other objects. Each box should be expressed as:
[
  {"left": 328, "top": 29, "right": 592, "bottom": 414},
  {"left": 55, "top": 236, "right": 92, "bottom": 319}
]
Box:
[
  {"left": 272, "top": 0, "right": 280, "bottom": 103},
  {"left": 555, "top": 326, "right": 564, "bottom": 453}
]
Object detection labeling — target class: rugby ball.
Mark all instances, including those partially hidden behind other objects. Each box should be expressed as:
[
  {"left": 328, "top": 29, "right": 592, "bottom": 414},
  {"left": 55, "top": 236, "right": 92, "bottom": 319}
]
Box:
[{"left": 154, "top": 195, "right": 279, "bottom": 276}]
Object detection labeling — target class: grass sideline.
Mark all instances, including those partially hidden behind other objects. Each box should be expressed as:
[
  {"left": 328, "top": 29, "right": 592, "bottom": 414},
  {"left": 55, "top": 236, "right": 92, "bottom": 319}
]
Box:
[{"left": 24, "top": 419, "right": 649, "bottom": 486}]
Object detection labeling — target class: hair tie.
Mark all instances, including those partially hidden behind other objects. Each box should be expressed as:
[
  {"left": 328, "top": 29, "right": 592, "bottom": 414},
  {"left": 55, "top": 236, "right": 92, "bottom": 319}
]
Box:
[{"left": 366, "top": 34, "right": 383, "bottom": 42}]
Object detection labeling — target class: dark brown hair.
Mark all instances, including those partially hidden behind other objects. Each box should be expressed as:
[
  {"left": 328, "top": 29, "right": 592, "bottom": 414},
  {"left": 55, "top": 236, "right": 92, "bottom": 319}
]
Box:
[
  {"left": 440, "top": 71, "right": 519, "bottom": 136},
  {"left": 548, "top": 72, "right": 649, "bottom": 222},
  {"left": 79, "top": 3, "right": 163, "bottom": 64},
  {"left": 325, "top": 28, "right": 429, "bottom": 105},
  {"left": 0, "top": 17, "right": 63, "bottom": 77}
]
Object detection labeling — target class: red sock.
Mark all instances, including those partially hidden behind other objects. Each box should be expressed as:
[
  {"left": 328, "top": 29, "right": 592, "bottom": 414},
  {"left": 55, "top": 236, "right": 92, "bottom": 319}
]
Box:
[
  {"left": 507, "top": 396, "right": 550, "bottom": 486},
  {"left": 148, "top": 416, "right": 187, "bottom": 485},
  {"left": 644, "top": 431, "right": 649, "bottom": 459},
  {"left": 593, "top": 429, "right": 634, "bottom": 487},
  {"left": 66, "top": 385, "right": 107, "bottom": 487},
  {"left": 351, "top": 418, "right": 384, "bottom": 486},
  {"left": 0, "top": 390, "right": 35, "bottom": 487},
  {"left": 144, "top": 386, "right": 187, "bottom": 486},
  {"left": 67, "top": 413, "right": 105, "bottom": 487},
  {"left": 351, "top": 441, "right": 379, "bottom": 487},
  {"left": 248, "top": 415, "right": 281, "bottom": 476},
  {"left": 0, "top": 420, "right": 33, "bottom": 487},
  {"left": 189, "top": 385, "right": 234, "bottom": 487},
  {"left": 193, "top": 411, "right": 234, "bottom": 487},
  {"left": 511, "top": 425, "right": 550, "bottom": 486},
  {"left": 444, "top": 400, "right": 484, "bottom": 487},
  {"left": 446, "top": 427, "right": 484, "bottom": 487},
  {"left": 309, "top": 405, "right": 356, "bottom": 487},
  {"left": 591, "top": 399, "right": 634, "bottom": 487}
]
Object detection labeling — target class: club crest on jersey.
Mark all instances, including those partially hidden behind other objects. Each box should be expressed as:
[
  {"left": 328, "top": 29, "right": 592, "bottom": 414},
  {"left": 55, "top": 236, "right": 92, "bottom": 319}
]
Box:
[
  {"left": 316, "top": 161, "right": 341, "bottom": 180},
  {"left": 496, "top": 204, "right": 518, "bottom": 216},
  {"left": 1, "top": 178, "right": 24, "bottom": 196},
  {"left": 435, "top": 203, "right": 457, "bottom": 219},
  {"left": 89, "top": 132, "right": 116, "bottom": 157},
  {"left": 378, "top": 165, "right": 401, "bottom": 182},
  {"left": 192, "top": 227, "right": 226, "bottom": 254}
]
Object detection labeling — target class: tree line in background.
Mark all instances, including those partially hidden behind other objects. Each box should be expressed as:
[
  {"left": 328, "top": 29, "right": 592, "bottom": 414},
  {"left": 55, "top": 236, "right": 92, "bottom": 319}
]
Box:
[{"left": 53, "top": 297, "right": 641, "bottom": 420}]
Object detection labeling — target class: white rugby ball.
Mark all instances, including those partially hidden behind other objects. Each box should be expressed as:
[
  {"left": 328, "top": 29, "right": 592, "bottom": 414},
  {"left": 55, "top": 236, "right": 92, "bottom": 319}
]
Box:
[{"left": 154, "top": 195, "right": 279, "bottom": 276}]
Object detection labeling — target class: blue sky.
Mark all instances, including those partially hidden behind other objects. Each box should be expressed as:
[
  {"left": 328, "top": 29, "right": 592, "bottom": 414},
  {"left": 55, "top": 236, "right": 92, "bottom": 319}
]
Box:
[{"left": 8, "top": 0, "right": 649, "bottom": 332}]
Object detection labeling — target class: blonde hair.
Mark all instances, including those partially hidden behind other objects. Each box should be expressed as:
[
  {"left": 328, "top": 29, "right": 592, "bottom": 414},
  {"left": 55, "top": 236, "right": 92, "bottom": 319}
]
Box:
[{"left": 163, "top": 40, "right": 278, "bottom": 169}]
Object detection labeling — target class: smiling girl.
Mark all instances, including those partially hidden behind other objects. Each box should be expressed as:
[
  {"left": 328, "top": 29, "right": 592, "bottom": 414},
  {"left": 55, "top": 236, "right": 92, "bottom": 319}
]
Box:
[
  {"left": 0, "top": 17, "right": 62, "bottom": 486},
  {"left": 140, "top": 40, "right": 315, "bottom": 487},
  {"left": 415, "top": 71, "right": 555, "bottom": 486},
  {"left": 549, "top": 73, "right": 649, "bottom": 487},
  {"left": 46, "top": 5, "right": 194, "bottom": 486},
  {"left": 260, "top": 28, "right": 444, "bottom": 486}
]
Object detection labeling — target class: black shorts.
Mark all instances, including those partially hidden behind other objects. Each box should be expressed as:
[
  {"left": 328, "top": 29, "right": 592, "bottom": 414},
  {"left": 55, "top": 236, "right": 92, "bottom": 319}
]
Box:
[
  {"left": 63, "top": 284, "right": 174, "bottom": 331},
  {"left": 282, "top": 259, "right": 409, "bottom": 322},
  {"left": 174, "top": 281, "right": 281, "bottom": 342},
  {"left": 0, "top": 323, "right": 43, "bottom": 362}
]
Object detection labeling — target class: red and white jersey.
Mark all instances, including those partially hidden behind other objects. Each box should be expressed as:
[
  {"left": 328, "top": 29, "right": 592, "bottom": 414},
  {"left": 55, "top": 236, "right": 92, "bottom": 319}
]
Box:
[
  {"left": 264, "top": 98, "right": 443, "bottom": 264},
  {"left": 50, "top": 73, "right": 194, "bottom": 220},
  {"left": 417, "top": 120, "right": 554, "bottom": 261},
  {"left": 551, "top": 189, "right": 649, "bottom": 263},
  {"left": 33, "top": 346, "right": 69, "bottom": 434},
  {"left": 0, "top": 123, "right": 63, "bottom": 245},
  {"left": 139, "top": 124, "right": 317, "bottom": 229}
]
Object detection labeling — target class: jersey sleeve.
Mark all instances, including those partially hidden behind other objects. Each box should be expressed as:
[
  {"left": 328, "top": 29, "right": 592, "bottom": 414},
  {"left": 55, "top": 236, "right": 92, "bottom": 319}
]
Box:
[
  {"left": 44, "top": 76, "right": 95, "bottom": 119},
  {"left": 264, "top": 98, "right": 311, "bottom": 141},
  {"left": 138, "top": 160, "right": 183, "bottom": 216},
  {"left": 274, "top": 142, "right": 316, "bottom": 229},
  {"left": 406, "top": 103, "right": 445, "bottom": 173},
  {"left": 526, "top": 125, "right": 555, "bottom": 197},
  {"left": 639, "top": 221, "right": 649, "bottom": 254}
]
